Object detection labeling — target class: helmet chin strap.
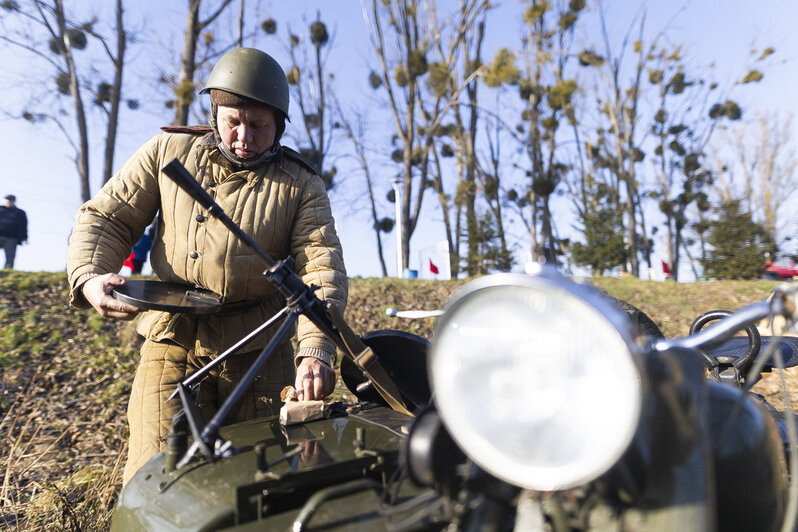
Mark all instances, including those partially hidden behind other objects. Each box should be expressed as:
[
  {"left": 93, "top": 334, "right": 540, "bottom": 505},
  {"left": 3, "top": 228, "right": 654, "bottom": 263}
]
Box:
[{"left": 217, "top": 140, "right": 280, "bottom": 170}]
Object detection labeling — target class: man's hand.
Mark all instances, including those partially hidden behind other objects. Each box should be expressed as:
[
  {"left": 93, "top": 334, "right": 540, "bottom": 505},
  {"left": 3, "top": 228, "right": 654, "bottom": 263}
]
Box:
[
  {"left": 295, "top": 356, "right": 335, "bottom": 401},
  {"left": 82, "top": 273, "right": 142, "bottom": 320}
]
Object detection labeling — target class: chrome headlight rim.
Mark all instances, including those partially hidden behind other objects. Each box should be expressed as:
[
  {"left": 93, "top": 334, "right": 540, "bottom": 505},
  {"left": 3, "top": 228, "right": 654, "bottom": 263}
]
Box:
[{"left": 429, "top": 270, "right": 642, "bottom": 491}]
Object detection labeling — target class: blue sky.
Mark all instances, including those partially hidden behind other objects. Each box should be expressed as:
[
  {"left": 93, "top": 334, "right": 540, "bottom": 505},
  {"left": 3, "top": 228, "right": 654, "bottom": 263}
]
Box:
[{"left": 1, "top": 0, "right": 797, "bottom": 278}]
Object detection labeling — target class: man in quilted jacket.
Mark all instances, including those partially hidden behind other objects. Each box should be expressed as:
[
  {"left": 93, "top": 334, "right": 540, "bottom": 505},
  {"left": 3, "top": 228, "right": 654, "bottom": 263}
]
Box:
[{"left": 66, "top": 48, "right": 347, "bottom": 485}]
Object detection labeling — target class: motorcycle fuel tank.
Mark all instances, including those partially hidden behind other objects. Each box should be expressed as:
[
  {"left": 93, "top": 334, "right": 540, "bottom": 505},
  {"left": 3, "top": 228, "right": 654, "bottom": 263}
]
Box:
[
  {"left": 707, "top": 381, "right": 788, "bottom": 532},
  {"left": 111, "top": 405, "right": 425, "bottom": 531}
]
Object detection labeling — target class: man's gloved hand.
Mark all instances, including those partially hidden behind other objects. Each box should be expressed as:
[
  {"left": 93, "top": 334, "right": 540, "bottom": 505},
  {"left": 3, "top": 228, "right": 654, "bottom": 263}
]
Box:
[
  {"left": 295, "top": 356, "right": 335, "bottom": 401},
  {"left": 82, "top": 273, "right": 142, "bottom": 320}
]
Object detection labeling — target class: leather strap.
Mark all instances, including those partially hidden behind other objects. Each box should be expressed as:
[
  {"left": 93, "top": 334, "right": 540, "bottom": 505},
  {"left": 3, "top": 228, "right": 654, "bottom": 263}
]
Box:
[
  {"left": 328, "top": 308, "right": 412, "bottom": 416},
  {"left": 214, "top": 299, "right": 260, "bottom": 315}
]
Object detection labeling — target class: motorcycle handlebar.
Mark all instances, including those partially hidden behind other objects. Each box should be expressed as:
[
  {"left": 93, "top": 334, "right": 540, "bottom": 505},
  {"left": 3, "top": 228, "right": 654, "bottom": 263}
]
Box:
[{"left": 385, "top": 307, "right": 444, "bottom": 319}]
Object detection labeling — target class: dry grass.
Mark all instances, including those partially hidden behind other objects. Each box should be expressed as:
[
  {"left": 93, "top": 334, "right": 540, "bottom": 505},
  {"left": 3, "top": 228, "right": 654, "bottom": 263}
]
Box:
[
  {"left": 1, "top": 272, "right": 796, "bottom": 530},
  {"left": 0, "top": 271, "right": 136, "bottom": 531}
]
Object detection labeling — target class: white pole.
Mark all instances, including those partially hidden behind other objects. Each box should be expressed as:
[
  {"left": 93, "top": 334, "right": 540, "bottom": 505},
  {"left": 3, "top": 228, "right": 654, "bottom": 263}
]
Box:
[{"left": 391, "top": 179, "right": 403, "bottom": 277}]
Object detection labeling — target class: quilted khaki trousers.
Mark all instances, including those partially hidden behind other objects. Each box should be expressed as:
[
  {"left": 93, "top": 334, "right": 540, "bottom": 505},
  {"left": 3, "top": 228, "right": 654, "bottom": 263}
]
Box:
[{"left": 123, "top": 338, "right": 294, "bottom": 485}]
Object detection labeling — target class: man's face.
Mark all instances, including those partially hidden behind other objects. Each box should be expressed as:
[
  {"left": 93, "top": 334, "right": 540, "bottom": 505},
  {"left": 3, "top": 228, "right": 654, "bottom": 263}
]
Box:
[
  {"left": 217, "top": 105, "right": 277, "bottom": 159},
  {"left": 4, "top": 198, "right": 13, "bottom": 208}
]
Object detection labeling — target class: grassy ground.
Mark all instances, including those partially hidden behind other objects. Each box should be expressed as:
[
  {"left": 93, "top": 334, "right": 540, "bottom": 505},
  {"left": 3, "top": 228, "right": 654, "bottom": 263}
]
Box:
[{"left": 0, "top": 271, "right": 793, "bottom": 530}]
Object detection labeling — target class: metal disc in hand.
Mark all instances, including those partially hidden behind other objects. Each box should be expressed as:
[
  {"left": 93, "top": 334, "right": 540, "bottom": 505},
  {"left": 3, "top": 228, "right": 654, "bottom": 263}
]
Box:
[{"left": 113, "top": 280, "right": 223, "bottom": 314}]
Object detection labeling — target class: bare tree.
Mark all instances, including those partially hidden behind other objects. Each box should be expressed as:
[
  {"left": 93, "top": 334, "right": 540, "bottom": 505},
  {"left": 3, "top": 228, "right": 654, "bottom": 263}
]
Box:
[
  {"left": 592, "top": 8, "right": 656, "bottom": 277},
  {"left": 0, "top": 0, "right": 133, "bottom": 200},
  {"left": 362, "top": 0, "right": 498, "bottom": 275},
  {"left": 93, "top": 0, "right": 130, "bottom": 184},
  {"left": 361, "top": 0, "right": 432, "bottom": 273},
  {"left": 279, "top": 15, "right": 338, "bottom": 188},
  {"left": 172, "top": 0, "right": 234, "bottom": 126},
  {"left": 52, "top": 0, "right": 90, "bottom": 200},
  {"left": 711, "top": 112, "right": 797, "bottom": 251},
  {"left": 335, "top": 102, "right": 391, "bottom": 277},
  {"left": 424, "top": 0, "right": 493, "bottom": 276},
  {"left": 236, "top": 0, "right": 244, "bottom": 46},
  {"left": 655, "top": 46, "right": 773, "bottom": 278},
  {"left": 645, "top": 43, "right": 718, "bottom": 281},
  {"left": 515, "top": 0, "right": 585, "bottom": 265},
  {"left": 479, "top": 103, "right": 513, "bottom": 271}
]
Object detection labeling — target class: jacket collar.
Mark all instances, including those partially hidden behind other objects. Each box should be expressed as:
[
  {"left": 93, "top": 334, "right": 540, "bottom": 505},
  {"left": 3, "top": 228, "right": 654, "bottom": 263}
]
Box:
[{"left": 199, "top": 136, "right": 298, "bottom": 183}]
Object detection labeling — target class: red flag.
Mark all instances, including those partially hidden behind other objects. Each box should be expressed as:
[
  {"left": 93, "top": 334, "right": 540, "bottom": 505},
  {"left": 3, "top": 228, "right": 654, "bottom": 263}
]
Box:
[
  {"left": 661, "top": 260, "right": 672, "bottom": 275},
  {"left": 123, "top": 252, "right": 136, "bottom": 271},
  {"left": 429, "top": 258, "right": 439, "bottom": 274}
]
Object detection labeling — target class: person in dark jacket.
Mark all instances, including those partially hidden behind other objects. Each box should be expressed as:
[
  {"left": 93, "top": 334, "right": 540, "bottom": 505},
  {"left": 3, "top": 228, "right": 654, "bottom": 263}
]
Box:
[
  {"left": 130, "top": 225, "right": 154, "bottom": 273},
  {"left": 0, "top": 194, "right": 28, "bottom": 269},
  {"left": 123, "top": 223, "right": 155, "bottom": 274}
]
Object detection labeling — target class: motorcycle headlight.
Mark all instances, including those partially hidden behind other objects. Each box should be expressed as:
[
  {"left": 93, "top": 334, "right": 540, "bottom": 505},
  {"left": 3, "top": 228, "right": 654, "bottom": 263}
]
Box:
[{"left": 429, "top": 272, "right": 642, "bottom": 490}]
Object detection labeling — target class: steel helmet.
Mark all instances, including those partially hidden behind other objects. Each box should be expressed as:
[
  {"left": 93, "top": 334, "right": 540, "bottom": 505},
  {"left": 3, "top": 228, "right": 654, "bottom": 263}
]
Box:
[{"left": 201, "top": 47, "right": 290, "bottom": 119}]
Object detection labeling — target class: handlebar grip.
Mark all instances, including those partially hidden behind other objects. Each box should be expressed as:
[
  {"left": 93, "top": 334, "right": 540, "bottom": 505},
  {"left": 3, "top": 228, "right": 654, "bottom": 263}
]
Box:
[{"left": 386, "top": 308, "right": 444, "bottom": 319}]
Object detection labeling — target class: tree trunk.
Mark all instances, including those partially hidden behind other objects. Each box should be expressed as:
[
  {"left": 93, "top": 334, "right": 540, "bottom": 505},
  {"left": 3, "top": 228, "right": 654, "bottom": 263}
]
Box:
[
  {"left": 673, "top": 224, "right": 683, "bottom": 280},
  {"left": 367, "top": 166, "right": 388, "bottom": 277},
  {"left": 173, "top": 0, "right": 201, "bottom": 126},
  {"left": 237, "top": 0, "right": 244, "bottom": 47},
  {"left": 103, "top": 0, "right": 127, "bottom": 184},
  {"left": 314, "top": 41, "right": 325, "bottom": 172},
  {"left": 401, "top": 146, "right": 413, "bottom": 272},
  {"left": 625, "top": 176, "right": 638, "bottom": 276},
  {"left": 463, "top": 21, "right": 483, "bottom": 276},
  {"left": 338, "top": 110, "right": 389, "bottom": 277},
  {"left": 540, "top": 194, "right": 553, "bottom": 260},
  {"left": 366, "top": 0, "right": 425, "bottom": 275},
  {"left": 430, "top": 146, "right": 457, "bottom": 278},
  {"left": 55, "top": 0, "right": 91, "bottom": 201}
]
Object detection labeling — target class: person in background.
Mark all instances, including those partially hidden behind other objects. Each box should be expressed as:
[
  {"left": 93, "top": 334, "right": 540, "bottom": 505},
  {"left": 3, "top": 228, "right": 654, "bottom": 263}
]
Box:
[
  {"left": 123, "top": 223, "right": 156, "bottom": 274},
  {"left": 130, "top": 224, "right": 155, "bottom": 274},
  {"left": 0, "top": 194, "right": 28, "bottom": 269},
  {"left": 65, "top": 47, "right": 347, "bottom": 485}
]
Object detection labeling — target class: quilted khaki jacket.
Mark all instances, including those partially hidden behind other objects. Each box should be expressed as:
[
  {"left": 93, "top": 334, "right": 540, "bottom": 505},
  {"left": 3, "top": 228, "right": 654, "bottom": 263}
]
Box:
[{"left": 67, "top": 130, "right": 347, "bottom": 364}]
